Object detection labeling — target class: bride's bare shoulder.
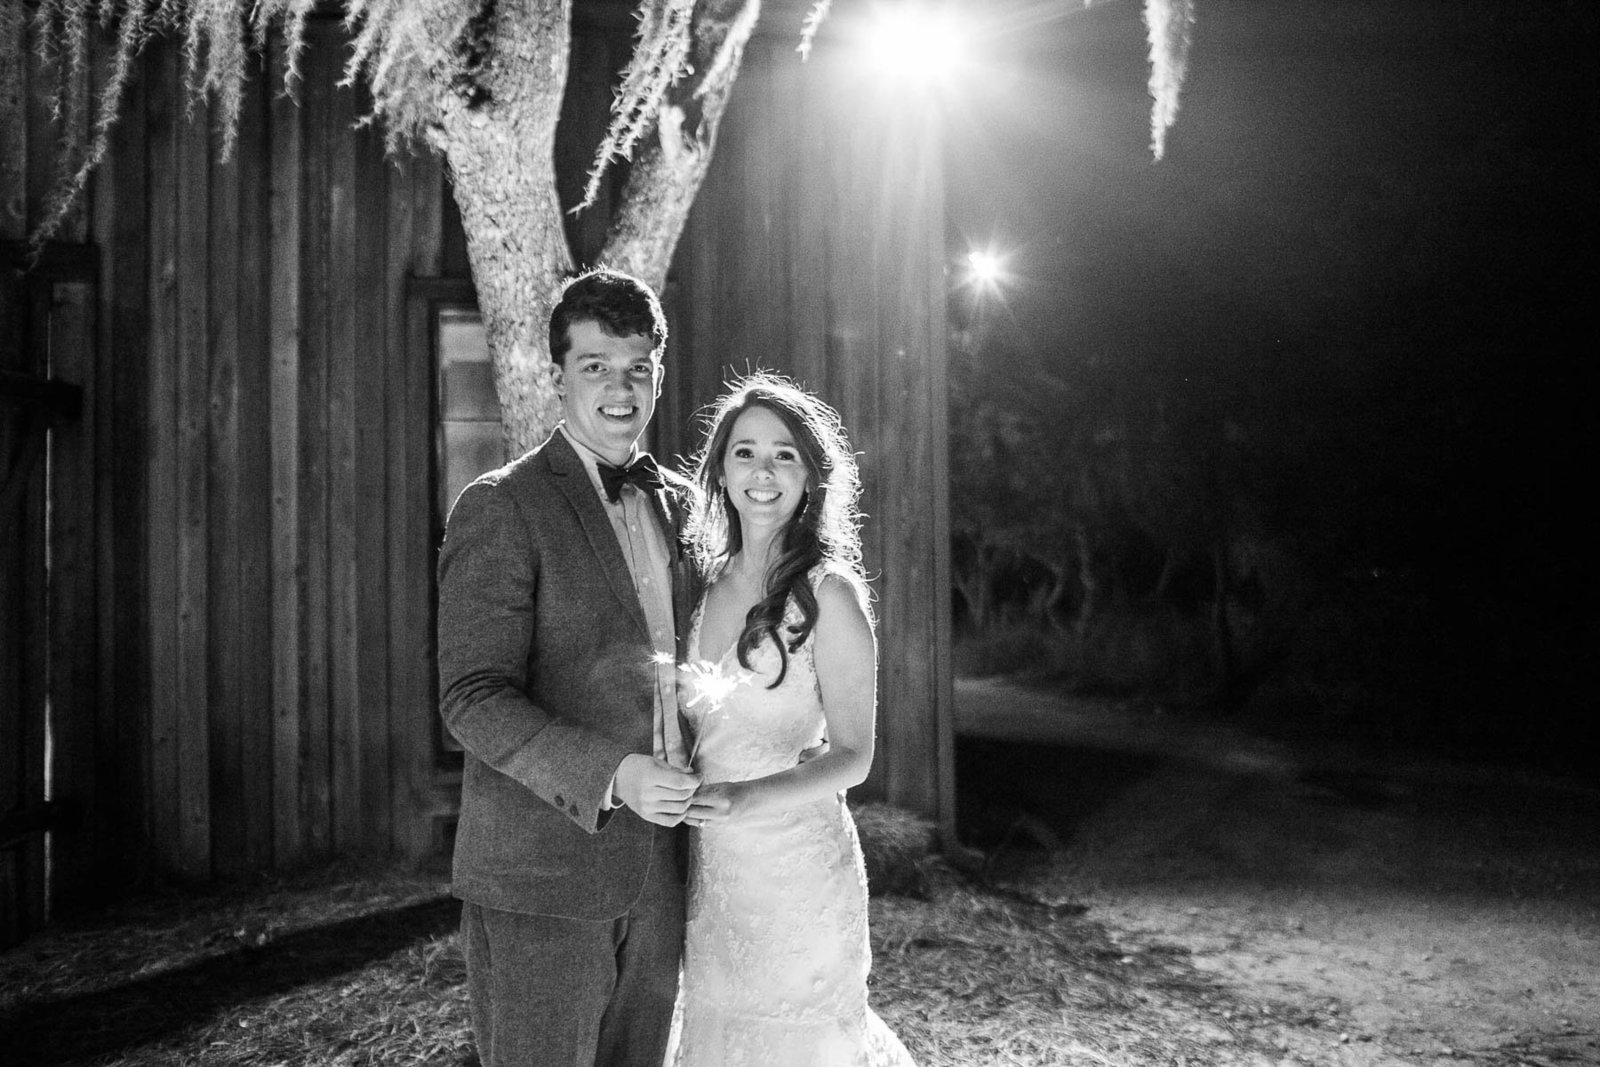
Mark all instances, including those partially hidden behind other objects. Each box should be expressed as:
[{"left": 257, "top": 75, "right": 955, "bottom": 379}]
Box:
[{"left": 814, "top": 569, "right": 872, "bottom": 630}]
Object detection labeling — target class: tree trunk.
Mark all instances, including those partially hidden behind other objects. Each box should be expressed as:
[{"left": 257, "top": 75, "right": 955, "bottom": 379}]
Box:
[
  {"left": 428, "top": 0, "right": 761, "bottom": 457},
  {"left": 427, "top": 0, "right": 573, "bottom": 458}
]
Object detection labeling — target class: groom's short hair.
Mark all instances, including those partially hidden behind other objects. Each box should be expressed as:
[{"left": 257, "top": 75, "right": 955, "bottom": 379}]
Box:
[{"left": 549, "top": 267, "right": 668, "bottom": 366}]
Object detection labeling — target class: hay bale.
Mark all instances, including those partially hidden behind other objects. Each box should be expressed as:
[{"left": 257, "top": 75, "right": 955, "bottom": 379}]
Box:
[{"left": 852, "top": 802, "right": 938, "bottom": 898}]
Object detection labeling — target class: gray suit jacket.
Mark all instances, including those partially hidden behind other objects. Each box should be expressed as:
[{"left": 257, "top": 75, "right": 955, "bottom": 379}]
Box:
[{"left": 437, "top": 430, "right": 698, "bottom": 920}]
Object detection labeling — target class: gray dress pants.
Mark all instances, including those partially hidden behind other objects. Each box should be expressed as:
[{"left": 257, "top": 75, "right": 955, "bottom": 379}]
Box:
[{"left": 460, "top": 831, "right": 683, "bottom": 1067}]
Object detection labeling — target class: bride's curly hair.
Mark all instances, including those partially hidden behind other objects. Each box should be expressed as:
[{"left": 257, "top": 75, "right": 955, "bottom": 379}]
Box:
[{"left": 685, "top": 372, "right": 867, "bottom": 688}]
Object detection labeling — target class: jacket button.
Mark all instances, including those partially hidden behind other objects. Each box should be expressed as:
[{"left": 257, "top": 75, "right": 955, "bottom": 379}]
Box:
[
  {"left": 554, "top": 794, "right": 565, "bottom": 807},
  {"left": 568, "top": 803, "right": 579, "bottom": 816}
]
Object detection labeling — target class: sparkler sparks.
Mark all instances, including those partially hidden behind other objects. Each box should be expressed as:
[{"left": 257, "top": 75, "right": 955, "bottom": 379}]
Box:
[{"left": 654, "top": 653, "right": 753, "bottom": 768}]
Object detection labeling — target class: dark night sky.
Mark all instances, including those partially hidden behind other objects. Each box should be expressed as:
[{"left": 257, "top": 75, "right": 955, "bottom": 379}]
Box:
[
  {"left": 944, "top": 0, "right": 1596, "bottom": 611},
  {"left": 934, "top": 0, "right": 1597, "bottom": 752}
]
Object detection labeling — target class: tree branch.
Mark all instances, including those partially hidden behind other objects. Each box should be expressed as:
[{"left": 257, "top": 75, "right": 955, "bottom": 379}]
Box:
[{"left": 600, "top": 0, "right": 760, "bottom": 289}]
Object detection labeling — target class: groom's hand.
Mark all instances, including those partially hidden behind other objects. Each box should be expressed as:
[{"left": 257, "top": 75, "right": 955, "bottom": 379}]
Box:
[{"left": 613, "top": 754, "right": 701, "bottom": 826}]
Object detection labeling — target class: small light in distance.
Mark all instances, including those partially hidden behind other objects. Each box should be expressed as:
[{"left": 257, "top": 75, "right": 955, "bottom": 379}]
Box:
[{"left": 860, "top": 4, "right": 968, "bottom": 85}]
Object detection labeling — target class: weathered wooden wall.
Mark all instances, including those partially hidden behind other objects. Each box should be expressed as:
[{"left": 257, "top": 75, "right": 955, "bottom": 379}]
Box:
[
  {"left": 657, "top": 32, "right": 954, "bottom": 825},
  {"left": 122, "top": 27, "right": 462, "bottom": 877},
  {"left": 2, "top": 19, "right": 466, "bottom": 896},
  {"left": 4, "top": 16, "right": 132, "bottom": 943},
  {"left": 1, "top": 7, "right": 951, "bottom": 920}
]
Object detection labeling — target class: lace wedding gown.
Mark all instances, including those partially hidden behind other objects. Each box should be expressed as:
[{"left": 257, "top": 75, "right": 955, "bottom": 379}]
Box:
[{"left": 665, "top": 572, "right": 916, "bottom": 1067}]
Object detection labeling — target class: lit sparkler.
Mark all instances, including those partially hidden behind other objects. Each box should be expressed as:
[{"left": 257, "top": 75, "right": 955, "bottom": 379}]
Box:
[{"left": 652, "top": 653, "right": 753, "bottom": 767}]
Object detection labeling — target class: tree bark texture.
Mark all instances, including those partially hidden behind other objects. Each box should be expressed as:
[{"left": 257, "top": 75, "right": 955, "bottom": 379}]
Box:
[
  {"left": 425, "top": 0, "right": 761, "bottom": 457},
  {"left": 426, "top": 0, "right": 574, "bottom": 458}
]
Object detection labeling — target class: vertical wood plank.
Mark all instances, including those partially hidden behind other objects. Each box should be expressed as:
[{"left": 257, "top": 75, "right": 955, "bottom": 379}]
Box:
[
  {"left": 57, "top": 30, "right": 90, "bottom": 243},
  {"left": 101, "top": 35, "right": 151, "bottom": 882},
  {"left": 834, "top": 61, "right": 889, "bottom": 802},
  {"left": 752, "top": 37, "right": 789, "bottom": 375},
  {"left": 0, "top": 8, "right": 25, "bottom": 240},
  {"left": 174, "top": 63, "right": 213, "bottom": 879},
  {"left": 144, "top": 40, "right": 183, "bottom": 874},
  {"left": 783, "top": 44, "right": 828, "bottom": 394},
  {"left": 0, "top": 261, "right": 17, "bottom": 941},
  {"left": 386, "top": 147, "right": 423, "bottom": 859},
  {"left": 15, "top": 281, "right": 49, "bottom": 931},
  {"left": 738, "top": 36, "right": 780, "bottom": 376},
  {"left": 207, "top": 69, "right": 245, "bottom": 878},
  {"left": 21, "top": 17, "right": 90, "bottom": 241},
  {"left": 0, "top": 253, "right": 45, "bottom": 942},
  {"left": 299, "top": 32, "right": 333, "bottom": 857},
  {"left": 23, "top": 24, "right": 53, "bottom": 235},
  {"left": 920, "top": 110, "right": 958, "bottom": 846},
  {"left": 877, "top": 102, "right": 932, "bottom": 816},
  {"left": 882, "top": 104, "right": 915, "bottom": 812},
  {"left": 717, "top": 74, "right": 754, "bottom": 380},
  {"left": 409, "top": 153, "right": 451, "bottom": 855},
  {"left": 411, "top": 152, "right": 444, "bottom": 278},
  {"left": 660, "top": 139, "right": 720, "bottom": 465},
  {"left": 90, "top": 38, "right": 121, "bottom": 889},
  {"left": 353, "top": 98, "right": 392, "bottom": 851},
  {"left": 236, "top": 52, "right": 275, "bottom": 872},
  {"left": 45, "top": 279, "right": 99, "bottom": 900},
  {"left": 267, "top": 34, "right": 305, "bottom": 867},
  {"left": 326, "top": 51, "right": 362, "bottom": 854},
  {"left": 556, "top": 29, "right": 615, "bottom": 266}
]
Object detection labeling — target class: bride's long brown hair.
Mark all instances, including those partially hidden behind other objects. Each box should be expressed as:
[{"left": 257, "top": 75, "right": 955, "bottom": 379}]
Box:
[{"left": 685, "top": 373, "right": 866, "bottom": 688}]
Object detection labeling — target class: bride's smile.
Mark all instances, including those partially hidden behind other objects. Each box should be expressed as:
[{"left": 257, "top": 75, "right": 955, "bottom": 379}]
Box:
[{"left": 721, "top": 405, "right": 809, "bottom": 531}]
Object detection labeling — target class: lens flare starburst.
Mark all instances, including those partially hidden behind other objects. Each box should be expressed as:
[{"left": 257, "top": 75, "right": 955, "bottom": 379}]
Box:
[{"left": 652, "top": 653, "right": 754, "bottom": 767}]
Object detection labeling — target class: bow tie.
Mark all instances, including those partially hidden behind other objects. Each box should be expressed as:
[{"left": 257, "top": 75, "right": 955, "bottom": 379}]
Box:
[{"left": 597, "top": 454, "right": 664, "bottom": 503}]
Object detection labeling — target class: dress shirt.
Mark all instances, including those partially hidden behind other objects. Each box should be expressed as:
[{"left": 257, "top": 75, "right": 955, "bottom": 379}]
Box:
[{"left": 558, "top": 426, "right": 689, "bottom": 782}]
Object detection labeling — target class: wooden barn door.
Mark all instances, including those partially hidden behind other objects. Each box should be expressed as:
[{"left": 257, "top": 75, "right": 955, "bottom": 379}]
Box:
[{"left": 1, "top": 246, "right": 97, "bottom": 948}]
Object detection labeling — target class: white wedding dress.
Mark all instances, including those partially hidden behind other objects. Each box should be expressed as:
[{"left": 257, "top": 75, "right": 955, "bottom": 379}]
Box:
[{"left": 665, "top": 570, "right": 916, "bottom": 1067}]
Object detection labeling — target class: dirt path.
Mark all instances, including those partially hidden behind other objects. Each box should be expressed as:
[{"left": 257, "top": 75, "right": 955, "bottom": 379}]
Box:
[{"left": 954, "top": 678, "right": 1600, "bottom": 1064}]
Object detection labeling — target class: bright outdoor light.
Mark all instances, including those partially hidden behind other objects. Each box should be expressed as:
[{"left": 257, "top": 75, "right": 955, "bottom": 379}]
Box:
[
  {"left": 953, "top": 247, "right": 1004, "bottom": 294},
  {"left": 967, "top": 249, "right": 1004, "bottom": 289},
  {"left": 860, "top": 3, "right": 969, "bottom": 84}
]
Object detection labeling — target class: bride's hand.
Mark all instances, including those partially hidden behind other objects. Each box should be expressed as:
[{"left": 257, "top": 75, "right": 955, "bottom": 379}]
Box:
[{"left": 684, "top": 781, "right": 746, "bottom": 827}]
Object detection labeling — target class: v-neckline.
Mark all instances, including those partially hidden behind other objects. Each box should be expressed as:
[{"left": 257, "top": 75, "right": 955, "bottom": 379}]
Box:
[{"left": 691, "top": 578, "right": 741, "bottom": 669}]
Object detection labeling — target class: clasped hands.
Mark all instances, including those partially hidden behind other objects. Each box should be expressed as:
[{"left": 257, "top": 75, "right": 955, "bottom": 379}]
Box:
[
  {"left": 613, "top": 740, "right": 828, "bottom": 828},
  {"left": 610, "top": 754, "right": 739, "bottom": 828}
]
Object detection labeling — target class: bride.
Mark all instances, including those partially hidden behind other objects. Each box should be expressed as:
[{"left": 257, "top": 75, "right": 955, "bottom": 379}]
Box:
[{"left": 666, "top": 373, "right": 916, "bottom": 1066}]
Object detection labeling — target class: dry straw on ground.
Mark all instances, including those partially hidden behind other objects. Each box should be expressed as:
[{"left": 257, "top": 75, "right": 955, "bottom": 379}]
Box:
[{"left": 2, "top": 831, "right": 1290, "bottom": 1066}]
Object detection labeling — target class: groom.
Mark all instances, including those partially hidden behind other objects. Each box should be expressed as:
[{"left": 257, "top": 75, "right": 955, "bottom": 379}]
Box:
[{"left": 437, "top": 267, "right": 701, "bottom": 1067}]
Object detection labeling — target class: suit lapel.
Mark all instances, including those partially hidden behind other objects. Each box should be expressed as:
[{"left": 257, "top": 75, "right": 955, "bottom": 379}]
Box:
[{"left": 545, "top": 434, "right": 649, "bottom": 637}]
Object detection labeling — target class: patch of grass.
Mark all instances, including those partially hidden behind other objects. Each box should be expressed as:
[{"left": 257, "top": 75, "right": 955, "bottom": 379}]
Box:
[{"left": 1, "top": 859, "right": 1288, "bottom": 1066}]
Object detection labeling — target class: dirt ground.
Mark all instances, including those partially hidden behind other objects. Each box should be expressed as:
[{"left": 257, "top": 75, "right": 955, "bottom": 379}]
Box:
[{"left": 953, "top": 678, "right": 1600, "bottom": 1065}]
